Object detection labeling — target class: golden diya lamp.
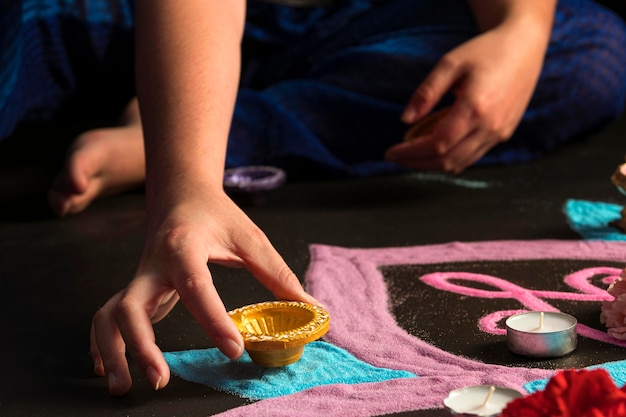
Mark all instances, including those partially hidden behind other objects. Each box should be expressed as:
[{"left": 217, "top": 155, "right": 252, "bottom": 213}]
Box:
[{"left": 228, "top": 301, "right": 330, "bottom": 367}]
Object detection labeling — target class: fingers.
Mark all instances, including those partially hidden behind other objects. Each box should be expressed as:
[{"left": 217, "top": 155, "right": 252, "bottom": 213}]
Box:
[
  {"left": 234, "top": 228, "right": 320, "bottom": 306},
  {"left": 91, "top": 292, "right": 134, "bottom": 396},
  {"left": 90, "top": 284, "right": 175, "bottom": 396},
  {"left": 91, "top": 268, "right": 237, "bottom": 396},
  {"left": 402, "top": 55, "right": 462, "bottom": 124},
  {"left": 385, "top": 136, "right": 467, "bottom": 173},
  {"left": 170, "top": 249, "right": 245, "bottom": 359},
  {"left": 89, "top": 194, "right": 319, "bottom": 396},
  {"left": 398, "top": 40, "right": 521, "bottom": 172},
  {"left": 89, "top": 324, "right": 105, "bottom": 377},
  {"left": 114, "top": 279, "right": 172, "bottom": 390},
  {"left": 390, "top": 84, "right": 514, "bottom": 172},
  {"left": 387, "top": 103, "right": 477, "bottom": 172},
  {"left": 402, "top": 107, "right": 451, "bottom": 142},
  {"left": 151, "top": 291, "right": 180, "bottom": 323},
  {"left": 47, "top": 168, "right": 83, "bottom": 217},
  {"left": 386, "top": 125, "right": 495, "bottom": 173},
  {"left": 170, "top": 214, "right": 319, "bottom": 361}
]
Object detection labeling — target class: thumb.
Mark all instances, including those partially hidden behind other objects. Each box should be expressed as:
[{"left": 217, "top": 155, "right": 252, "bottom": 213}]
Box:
[
  {"left": 240, "top": 236, "right": 321, "bottom": 306},
  {"left": 172, "top": 259, "right": 246, "bottom": 360}
]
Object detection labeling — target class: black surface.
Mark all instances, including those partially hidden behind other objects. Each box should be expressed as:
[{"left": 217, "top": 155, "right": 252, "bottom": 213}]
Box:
[
  {"left": 1, "top": 112, "right": 626, "bottom": 416},
  {"left": 383, "top": 260, "right": 625, "bottom": 368},
  {"left": 597, "top": 0, "right": 626, "bottom": 21}
]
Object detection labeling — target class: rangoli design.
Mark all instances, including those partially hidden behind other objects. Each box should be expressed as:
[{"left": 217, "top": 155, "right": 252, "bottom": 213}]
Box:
[{"left": 165, "top": 239, "right": 626, "bottom": 416}]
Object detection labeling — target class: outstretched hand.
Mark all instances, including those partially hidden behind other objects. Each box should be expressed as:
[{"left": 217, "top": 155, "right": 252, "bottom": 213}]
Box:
[
  {"left": 385, "top": 22, "right": 547, "bottom": 173},
  {"left": 90, "top": 188, "right": 318, "bottom": 395}
]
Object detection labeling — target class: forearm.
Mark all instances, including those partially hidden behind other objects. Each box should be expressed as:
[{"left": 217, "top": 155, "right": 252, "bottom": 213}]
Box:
[
  {"left": 135, "top": 0, "right": 245, "bottom": 206},
  {"left": 468, "top": 0, "right": 556, "bottom": 41}
]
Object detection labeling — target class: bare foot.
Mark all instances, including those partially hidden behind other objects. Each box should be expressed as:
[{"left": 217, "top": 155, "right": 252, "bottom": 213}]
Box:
[{"left": 48, "top": 98, "right": 146, "bottom": 216}]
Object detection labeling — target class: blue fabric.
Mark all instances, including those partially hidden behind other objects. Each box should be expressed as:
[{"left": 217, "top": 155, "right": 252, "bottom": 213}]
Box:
[
  {"left": 2, "top": 0, "right": 626, "bottom": 177},
  {"left": 563, "top": 199, "right": 626, "bottom": 241},
  {"left": 163, "top": 340, "right": 416, "bottom": 400},
  {"left": 231, "top": 0, "right": 626, "bottom": 176},
  {"left": 0, "top": 0, "right": 135, "bottom": 138},
  {"left": 523, "top": 360, "right": 626, "bottom": 394}
]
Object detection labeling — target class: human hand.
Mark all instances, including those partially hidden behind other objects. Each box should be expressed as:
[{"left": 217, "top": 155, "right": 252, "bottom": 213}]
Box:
[
  {"left": 90, "top": 188, "right": 318, "bottom": 395},
  {"left": 385, "top": 22, "right": 548, "bottom": 173}
]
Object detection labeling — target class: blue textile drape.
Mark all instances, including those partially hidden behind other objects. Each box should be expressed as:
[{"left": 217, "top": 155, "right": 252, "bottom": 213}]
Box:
[{"left": 1, "top": 0, "right": 625, "bottom": 176}]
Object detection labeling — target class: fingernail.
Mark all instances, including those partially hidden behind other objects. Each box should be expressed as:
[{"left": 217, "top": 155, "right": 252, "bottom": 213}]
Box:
[
  {"left": 221, "top": 337, "right": 244, "bottom": 359},
  {"left": 108, "top": 371, "right": 117, "bottom": 391},
  {"left": 94, "top": 358, "right": 104, "bottom": 376},
  {"left": 146, "top": 366, "right": 162, "bottom": 390},
  {"left": 402, "top": 108, "right": 417, "bottom": 123},
  {"left": 305, "top": 294, "right": 324, "bottom": 308}
]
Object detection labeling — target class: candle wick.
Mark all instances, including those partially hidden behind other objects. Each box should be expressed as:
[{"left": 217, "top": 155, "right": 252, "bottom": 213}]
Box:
[
  {"left": 481, "top": 386, "right": 496, "bottom": 407},
  {"left": 539, "top": 312, "right": 544, "bottom": 329}
]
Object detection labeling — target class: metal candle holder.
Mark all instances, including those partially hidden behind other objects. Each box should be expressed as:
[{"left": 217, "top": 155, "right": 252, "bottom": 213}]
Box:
[{"left": 505, "top": 311, "right": 577, "bottom": 358}]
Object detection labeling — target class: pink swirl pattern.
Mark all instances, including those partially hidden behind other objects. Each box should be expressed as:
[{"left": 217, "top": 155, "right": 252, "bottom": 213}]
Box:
[{"left": 420, "top": 268, "right": 625, "bottom": 346}]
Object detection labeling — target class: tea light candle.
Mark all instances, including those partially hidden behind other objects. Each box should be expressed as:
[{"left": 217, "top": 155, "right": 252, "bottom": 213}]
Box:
[
  {"left": 444, "top": 385, "right": 523, "bottom": 416},
  {"left": 506, "top": 311, "right": 577, "bottom": 357}
]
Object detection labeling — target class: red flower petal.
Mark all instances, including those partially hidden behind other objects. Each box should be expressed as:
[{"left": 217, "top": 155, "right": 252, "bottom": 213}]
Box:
[{"left": 501, "top": 369, "right": 625, "bottom": 417}]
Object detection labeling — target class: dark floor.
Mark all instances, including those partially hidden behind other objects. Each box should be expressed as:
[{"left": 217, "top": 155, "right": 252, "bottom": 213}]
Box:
[{"left": 598, "top": 0, "right": 626, "bottom": 20}]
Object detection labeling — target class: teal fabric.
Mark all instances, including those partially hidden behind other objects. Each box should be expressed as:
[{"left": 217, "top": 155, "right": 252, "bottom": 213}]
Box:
[
  {"left": 563, "top": 199, "right": 626, "bottom": 240},
  {"left": 523, "top": 360, "right": 626, "bottom": 393},
  {"left": 163, "top": 340, "right": 416, "bottom": 400}
]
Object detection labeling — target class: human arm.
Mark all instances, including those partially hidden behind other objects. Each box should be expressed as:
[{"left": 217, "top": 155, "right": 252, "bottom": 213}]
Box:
[
  {"left": 385, "top": 0, "right": 557, "bottom": 172},
  {"left": 90, "top": 0, "right": 318, "bottom": 395}
]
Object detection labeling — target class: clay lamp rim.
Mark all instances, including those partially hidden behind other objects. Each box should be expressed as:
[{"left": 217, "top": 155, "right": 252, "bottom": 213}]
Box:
[{"left": 228, "top": 300, "right": 330, "bottom": 353}]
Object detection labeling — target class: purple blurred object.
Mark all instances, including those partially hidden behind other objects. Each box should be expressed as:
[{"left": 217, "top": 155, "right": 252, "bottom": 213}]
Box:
[{"left": 223, "top": 166, "right": 287, "bottom": 205}]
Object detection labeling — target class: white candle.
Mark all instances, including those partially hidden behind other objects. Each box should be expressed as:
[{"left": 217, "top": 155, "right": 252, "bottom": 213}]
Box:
[
  {"left": 444, "top": 385, "right": 523, "bottom": 416},
  {"left": 506, "top": 311, "right": 576, "bottom": 333},
  {"left": 505, "top": 311, "right": 577, "bottom": 357}
]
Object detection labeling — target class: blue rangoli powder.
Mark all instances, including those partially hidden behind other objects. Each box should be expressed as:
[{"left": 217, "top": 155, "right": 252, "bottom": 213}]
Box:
[
  {"left": 563, "top": 199, "right": 626, "bottom": 241},
  {"left": 163, "top": 340, "right": 416, "bottom": 400}
]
